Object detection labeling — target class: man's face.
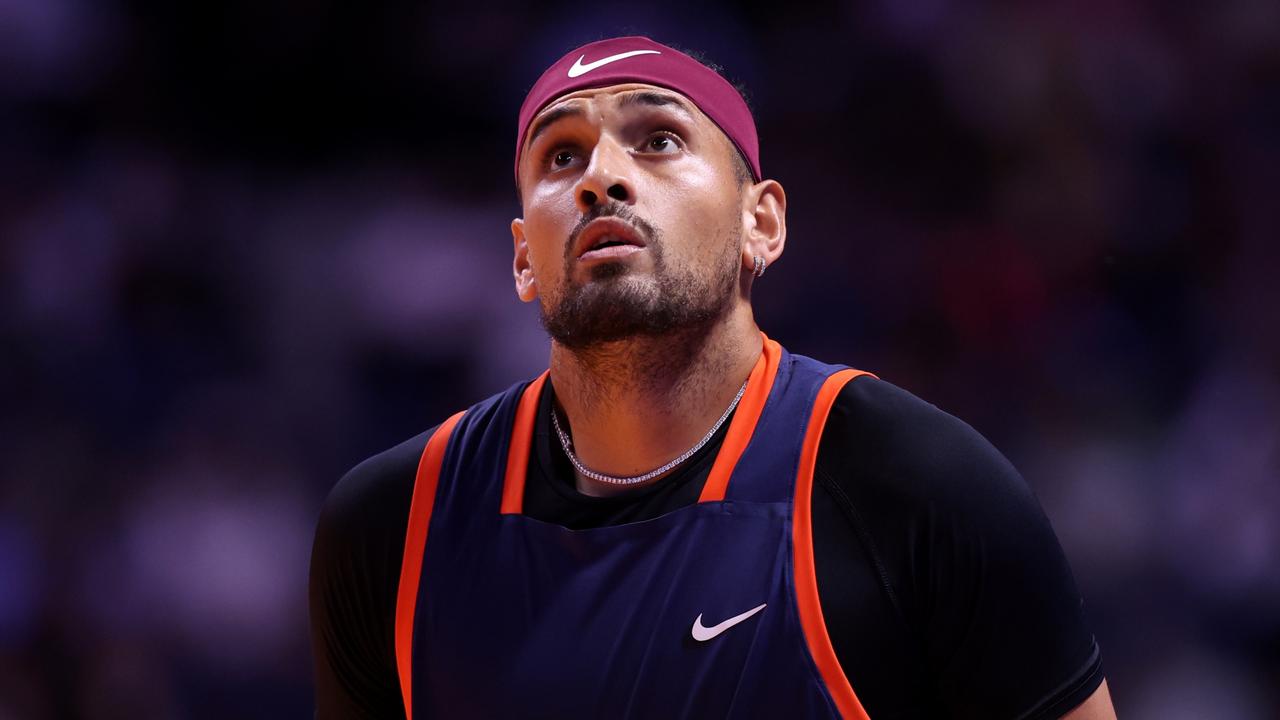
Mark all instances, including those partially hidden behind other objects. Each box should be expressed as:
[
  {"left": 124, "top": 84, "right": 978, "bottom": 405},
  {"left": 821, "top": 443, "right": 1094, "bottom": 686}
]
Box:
[{"left": 512, "top": 83, "right": 748, "bottom": 349}]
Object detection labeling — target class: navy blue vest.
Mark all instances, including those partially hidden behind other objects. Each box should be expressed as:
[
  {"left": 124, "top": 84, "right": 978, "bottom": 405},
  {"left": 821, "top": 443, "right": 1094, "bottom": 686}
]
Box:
[{"left": 395, "top": 339, "right": 873, "bottom": 718}]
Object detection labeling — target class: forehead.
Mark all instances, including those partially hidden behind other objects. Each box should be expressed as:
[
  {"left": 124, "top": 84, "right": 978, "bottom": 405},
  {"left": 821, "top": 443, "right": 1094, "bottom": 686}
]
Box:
[
  {"left": 538, "top": 82, "right": 693, "bottom": 114},
  {"left": 523, "top": 83, "right": 709, "bottom": 144}
]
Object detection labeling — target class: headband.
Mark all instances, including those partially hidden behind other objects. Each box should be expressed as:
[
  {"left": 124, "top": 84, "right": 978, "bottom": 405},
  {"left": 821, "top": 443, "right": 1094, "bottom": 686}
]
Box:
[{"left": 514, "top": 36, "right": 760, "bottom": 184}]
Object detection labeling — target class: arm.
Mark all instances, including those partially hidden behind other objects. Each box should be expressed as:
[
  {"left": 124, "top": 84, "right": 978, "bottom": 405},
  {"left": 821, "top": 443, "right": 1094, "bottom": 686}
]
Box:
[
  {"left": 309, "top": 430, "right": 431, "bottom": 719},
  {"left": 820, "top": 378, "right": 1108, "bottom": 719},
  {"left": 1063, "top": 680, "right": 1116, "bottom": 720}
]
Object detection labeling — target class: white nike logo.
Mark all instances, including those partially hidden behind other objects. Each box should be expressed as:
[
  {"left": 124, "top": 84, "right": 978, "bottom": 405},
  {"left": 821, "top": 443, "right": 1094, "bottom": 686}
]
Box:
[
  {"left": 567, "top": 49, "right": 661, "bottom": 78},
  {"left": 690, "top": 603, "right": 767, "bottom": 642}
]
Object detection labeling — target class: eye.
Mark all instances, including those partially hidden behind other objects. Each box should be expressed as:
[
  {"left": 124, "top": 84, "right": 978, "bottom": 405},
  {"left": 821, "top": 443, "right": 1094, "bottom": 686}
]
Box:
[
  {"left": 643, "top": 132, "right": 681, "bottom": 154},
  {"left": 551, "top": 149, "right": 577, "bottom": 168}
]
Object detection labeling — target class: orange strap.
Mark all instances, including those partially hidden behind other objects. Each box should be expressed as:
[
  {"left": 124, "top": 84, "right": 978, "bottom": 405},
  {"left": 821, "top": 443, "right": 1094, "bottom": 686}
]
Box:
[
  {"left": 794, "top": 369, "right": 875, "bottom": 720},
  {"left": 698, "top": 334, "right": 782, "bottom": 503},
  {"left": 500, "top": 372, "right": 549, "bottom": 515},
  {"left": 394, "top": 410, "right": 465, "bottom": 720}
]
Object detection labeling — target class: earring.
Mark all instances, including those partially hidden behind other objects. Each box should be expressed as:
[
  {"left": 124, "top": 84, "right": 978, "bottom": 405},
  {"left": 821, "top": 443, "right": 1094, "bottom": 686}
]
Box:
[{"left": 753, "top": 256, "right": 766, "bottom": 278}]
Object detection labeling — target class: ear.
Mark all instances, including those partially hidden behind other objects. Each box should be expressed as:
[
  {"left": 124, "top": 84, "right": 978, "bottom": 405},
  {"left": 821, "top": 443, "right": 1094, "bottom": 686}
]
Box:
[
  {"left": 739, "top": 179, "right": 786, "bottom": 276},
  {"left": 512, "top": 218, "right": 538, "bottom": 303}
]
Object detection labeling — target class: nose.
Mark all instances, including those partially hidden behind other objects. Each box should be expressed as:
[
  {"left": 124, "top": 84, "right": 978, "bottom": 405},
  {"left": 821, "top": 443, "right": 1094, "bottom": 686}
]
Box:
[{"left": 574, "top": 135, "right": 635, "bottom": 212}]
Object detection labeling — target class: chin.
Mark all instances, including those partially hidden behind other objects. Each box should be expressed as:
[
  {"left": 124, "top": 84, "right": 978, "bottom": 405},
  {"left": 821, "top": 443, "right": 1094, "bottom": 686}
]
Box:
[{"left": 586, "top": 261, "right": 632, "bottom": 281}]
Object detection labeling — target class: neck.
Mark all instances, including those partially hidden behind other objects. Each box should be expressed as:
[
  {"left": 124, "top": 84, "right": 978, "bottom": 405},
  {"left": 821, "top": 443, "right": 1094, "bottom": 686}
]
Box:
[{"left": 548, "top": 307, "right": 762, "bottom": 497}]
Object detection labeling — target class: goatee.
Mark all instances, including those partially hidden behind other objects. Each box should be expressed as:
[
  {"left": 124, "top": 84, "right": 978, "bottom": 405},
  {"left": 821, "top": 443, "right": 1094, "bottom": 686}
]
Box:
[{"left": 539, "top": 207, "right": 739, "bottom": 351}]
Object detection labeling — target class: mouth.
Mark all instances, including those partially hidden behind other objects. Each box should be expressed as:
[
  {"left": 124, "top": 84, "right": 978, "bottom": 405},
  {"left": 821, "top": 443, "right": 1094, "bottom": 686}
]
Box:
[{"left": 573, "top": 217, "right": 648, "bottom": 262}]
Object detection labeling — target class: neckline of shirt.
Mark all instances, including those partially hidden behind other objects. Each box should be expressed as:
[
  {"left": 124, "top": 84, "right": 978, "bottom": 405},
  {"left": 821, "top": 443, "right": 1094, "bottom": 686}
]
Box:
[{"left": 532, "top": 377, "right": 735, "bottom": 506}]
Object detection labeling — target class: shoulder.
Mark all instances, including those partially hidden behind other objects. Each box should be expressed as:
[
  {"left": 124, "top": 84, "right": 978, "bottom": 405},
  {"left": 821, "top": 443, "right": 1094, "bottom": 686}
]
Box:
[
  {"left": 317, "top": 428, "right": 438, "bottom": 541},
  {"left": 813, "top": 374, "right": 1067, "bottom": 606},
  {"left": 319, "top": 377, "right": 538, "bottom": 528},
  {"left": 818, "top": 374, "right": 1033, "bottom": 514},
  {"left": 309, "top": 425, "right": 441, "bottom": 719},
  {"left": 812, "top": 374, "right": 1103, "bottom": 718},
  {"left": 311, "top": 424, "right": 442, "bottom": 619}
]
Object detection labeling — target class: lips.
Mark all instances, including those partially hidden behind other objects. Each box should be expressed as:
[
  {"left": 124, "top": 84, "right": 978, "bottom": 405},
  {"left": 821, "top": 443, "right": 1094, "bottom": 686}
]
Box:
[{"left": 573, "top": 217, "right": 648, "bottom": 260}]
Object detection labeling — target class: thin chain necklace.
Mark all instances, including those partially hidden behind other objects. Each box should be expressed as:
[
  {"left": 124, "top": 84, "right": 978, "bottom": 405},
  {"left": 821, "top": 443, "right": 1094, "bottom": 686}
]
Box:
[{"left": 551, "top": 379, "right": 749, "bottom": 486}]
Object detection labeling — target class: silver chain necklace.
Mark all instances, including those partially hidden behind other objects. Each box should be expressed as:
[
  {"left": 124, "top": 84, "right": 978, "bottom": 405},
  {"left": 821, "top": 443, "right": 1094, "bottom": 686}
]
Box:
[{"left": 551, "top": 379, "right": 749, "bottom": 486}]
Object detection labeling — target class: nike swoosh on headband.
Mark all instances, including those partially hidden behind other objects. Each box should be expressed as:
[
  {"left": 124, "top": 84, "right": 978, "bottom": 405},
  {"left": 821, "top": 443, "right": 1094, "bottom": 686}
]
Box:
[
  {"left": 690, "top": 603, "right": 767, "bottom": 642},
  {"left": 567, "top": 49, "right": 662, "bottom": 78}
]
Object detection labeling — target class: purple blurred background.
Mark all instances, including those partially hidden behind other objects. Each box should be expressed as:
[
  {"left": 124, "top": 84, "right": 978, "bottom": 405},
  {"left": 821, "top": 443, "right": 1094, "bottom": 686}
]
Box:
[{"left": 2, "top": 1, "right": 1278, "bottom": 718}]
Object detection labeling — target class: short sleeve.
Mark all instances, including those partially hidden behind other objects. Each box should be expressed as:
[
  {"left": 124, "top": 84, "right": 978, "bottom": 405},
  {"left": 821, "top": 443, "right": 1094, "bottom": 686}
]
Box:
[
  {"left": 308, "top": 429, "right": 433, "bottom": 720},
  {"left": 818, "top": 378, "right": 1102, "bottom": 719}
]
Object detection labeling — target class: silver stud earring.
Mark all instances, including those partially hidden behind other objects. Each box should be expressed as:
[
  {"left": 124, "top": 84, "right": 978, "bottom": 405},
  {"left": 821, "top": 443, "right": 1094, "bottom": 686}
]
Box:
[{"left": 753, "top": 256, "right": 766, "bottom": 278}]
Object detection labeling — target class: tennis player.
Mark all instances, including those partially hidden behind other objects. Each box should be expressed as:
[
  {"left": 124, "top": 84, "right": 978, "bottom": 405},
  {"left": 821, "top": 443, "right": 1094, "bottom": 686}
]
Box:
[{"left": 309, "top": 35, "right": 1116, "bottom": 719}]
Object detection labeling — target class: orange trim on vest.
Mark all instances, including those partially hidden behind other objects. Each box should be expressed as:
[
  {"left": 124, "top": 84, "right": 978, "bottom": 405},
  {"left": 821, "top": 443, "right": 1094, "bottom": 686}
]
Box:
[
  {"left": 794, "top": 369, "right": 874, "bottom": 720},
  {"left": 698, "top": 334, "right": 783, "bottom": 503},
  {"left": 500, "top": 372, "right": 549, "bottom": 515},
  {"left": 395, "top": 410, "right": 465, "bottom": 720}
]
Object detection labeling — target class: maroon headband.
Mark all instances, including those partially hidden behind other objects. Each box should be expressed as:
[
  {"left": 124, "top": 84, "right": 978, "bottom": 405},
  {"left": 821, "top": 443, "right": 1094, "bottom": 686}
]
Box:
[{"left": 515, "top": 36, "right": 760, "bottom": 184}]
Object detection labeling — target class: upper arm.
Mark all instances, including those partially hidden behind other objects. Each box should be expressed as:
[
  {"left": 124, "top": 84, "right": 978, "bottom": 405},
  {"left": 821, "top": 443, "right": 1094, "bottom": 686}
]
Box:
[
  {"left": 915, "top": 427, "right": 1103, "bottom": 718},
  {"left": 825, "top": 378, "right": 1105, "bottom": 719},
  {"left": 309, "top": 430, "right": 432, "bottom": 720},
  {"left": 1063, "top": 680, "right": 1116, "bottom": 720}
]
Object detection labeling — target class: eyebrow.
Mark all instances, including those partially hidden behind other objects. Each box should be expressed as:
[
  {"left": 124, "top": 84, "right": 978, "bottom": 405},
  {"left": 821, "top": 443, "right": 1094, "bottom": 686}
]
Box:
[
  {"left": 616, "top": 91, "right": 696, "bottom": 120},
  {"left": 526, "top": 104, "right": 585, "bottom": 148},
  {"left": 524, "top": 91, "right": 697, "bottom": 149}
]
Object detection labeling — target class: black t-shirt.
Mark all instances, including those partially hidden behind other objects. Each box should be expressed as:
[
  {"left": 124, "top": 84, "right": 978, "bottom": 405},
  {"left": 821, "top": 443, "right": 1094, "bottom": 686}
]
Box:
[{"left": 309, "top": 375, "right": 1103, "bottom": 719}]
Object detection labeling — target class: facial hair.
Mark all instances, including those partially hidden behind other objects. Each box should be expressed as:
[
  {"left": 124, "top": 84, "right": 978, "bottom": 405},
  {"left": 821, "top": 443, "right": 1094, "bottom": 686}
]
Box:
[{"left": 539, "top": 204, "right": 740, "bottom": 351}]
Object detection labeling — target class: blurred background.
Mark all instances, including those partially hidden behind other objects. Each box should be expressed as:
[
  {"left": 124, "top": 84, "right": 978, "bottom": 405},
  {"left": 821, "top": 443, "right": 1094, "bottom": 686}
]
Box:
[{"left": 2, "top": 0, "right": 1278, "bottom": 717}]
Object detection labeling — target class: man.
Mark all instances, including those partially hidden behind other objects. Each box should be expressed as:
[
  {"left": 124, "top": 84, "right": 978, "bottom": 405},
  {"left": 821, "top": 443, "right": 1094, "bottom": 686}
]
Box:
[{"left": 310, "top": 36, "right": 1116, "bottom": 719}]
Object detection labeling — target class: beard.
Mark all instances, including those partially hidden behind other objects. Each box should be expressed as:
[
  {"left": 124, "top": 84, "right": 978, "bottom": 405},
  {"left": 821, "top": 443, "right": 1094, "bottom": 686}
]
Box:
[{"left": 539, "top": 206, "right": 740, "bottom": 351}]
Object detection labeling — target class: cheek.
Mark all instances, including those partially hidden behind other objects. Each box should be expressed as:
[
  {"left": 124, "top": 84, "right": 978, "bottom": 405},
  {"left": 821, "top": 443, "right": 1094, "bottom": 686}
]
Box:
[
  {"left": 663, "top": 191, "right": 741, "bottom": 264},
  {"left": 527, "top": 236, "right": 565, "bottom": 288},
  {"left": 648, "top": 156, "right": 741, "bottom": 245},
  {"left": 523, "top": 197, "right": 578, "bottom": 268}
]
